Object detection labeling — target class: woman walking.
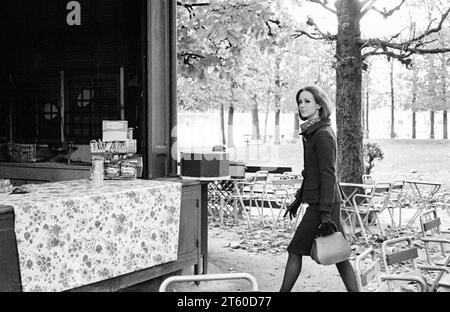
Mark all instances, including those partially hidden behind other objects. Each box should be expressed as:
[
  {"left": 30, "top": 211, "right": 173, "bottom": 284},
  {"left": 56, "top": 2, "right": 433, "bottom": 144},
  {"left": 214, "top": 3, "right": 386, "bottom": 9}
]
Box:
[{"left": 279, "top": 85, "right": 358, "bottom": 292}]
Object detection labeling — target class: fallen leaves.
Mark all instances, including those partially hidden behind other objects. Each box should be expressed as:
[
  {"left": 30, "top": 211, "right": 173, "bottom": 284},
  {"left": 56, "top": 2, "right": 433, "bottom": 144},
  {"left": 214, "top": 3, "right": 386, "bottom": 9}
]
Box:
[{"left": 209, "top": 215, "right": 294, "bottom": 254}]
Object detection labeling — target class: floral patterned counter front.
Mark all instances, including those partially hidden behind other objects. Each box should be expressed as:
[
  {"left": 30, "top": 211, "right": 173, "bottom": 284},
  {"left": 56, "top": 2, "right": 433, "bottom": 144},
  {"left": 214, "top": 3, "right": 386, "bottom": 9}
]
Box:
[{"left": 0, "top": 179, "right": 182, "bottom": 292}]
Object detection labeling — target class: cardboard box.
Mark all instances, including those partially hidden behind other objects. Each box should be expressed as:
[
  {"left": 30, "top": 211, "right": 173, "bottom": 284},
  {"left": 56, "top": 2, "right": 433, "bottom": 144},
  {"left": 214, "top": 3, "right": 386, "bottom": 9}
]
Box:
[
  {"left": 180, "top": 152, "right": 230, "bottom": 178},
  {"left": 102, "top": 120, "right": 128, "bottom": 142}
]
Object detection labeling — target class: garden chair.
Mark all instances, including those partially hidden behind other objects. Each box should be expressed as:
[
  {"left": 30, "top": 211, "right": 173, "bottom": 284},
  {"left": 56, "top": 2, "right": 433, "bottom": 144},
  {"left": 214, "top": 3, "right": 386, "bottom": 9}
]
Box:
[
  {"left": 419, "top": 208, "right": 450, "bottom": 267},
  {"left": 430, "top": 192, "right": 450, "bottom": 219},
  {"left": 386, "top": 180, "right": 406, "bottom": 230},
  {"left": 362, "top": 174, "right": 375, "bottom": 195},
  {"left": 354, "top": 246, "right": 428, "bottom": 292},
  {"left": 282, "top": 172, "right": 303, "bottom": 180},
  {"left": 232, "top": 171, "right": 274, "bottom": 227},
  {"left": 362, "top": 174, "right": 375, "bottom": 185},
  {"left": 350, "top": 182, "right": 392, "bottom": 244},
  {"left": 271, "top": 175, "right": 303, "bottom": 231},
  {"left": 381, "top": 236, "right": 450, "bottom": 292}
]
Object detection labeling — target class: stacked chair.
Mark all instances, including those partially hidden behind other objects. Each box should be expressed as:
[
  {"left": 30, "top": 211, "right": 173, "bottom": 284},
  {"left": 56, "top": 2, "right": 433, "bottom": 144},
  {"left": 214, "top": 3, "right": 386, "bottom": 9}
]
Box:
[
  {"left": 354, "top": 246, "right": 428, "bottom": 292},
  {"left": 380, "top": 236, "right": 450, "bottom": 292},
  {"left": 386, "top": 180, "right": 407, "bottom": 230},
  {"left": 230, "top": 171, "right": 273, "bottom": 228},
  {"left": 350, "top": 175, "right": 450, "bottom": 292},
  {"left": 271, "top": 173, "right": 303, "bottom": 231},
  {"left": 348, "top": 182, "right": 392, "bottom": 244},
  {"left": 419, "top": 208, "right": 450, "bottom": 266}
]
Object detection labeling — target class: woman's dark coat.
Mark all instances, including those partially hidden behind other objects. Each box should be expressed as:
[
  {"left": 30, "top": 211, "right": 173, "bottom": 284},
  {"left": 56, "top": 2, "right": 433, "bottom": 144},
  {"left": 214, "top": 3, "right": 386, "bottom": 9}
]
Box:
[{"left": 298, "top": 119, "right": 342, "bottom": 213}]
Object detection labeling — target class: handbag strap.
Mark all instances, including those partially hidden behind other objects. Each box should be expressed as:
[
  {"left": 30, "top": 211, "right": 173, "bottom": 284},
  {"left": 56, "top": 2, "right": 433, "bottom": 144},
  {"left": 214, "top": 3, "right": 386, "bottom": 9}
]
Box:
[{"left": 317, "top": 221, "right": 338, "bottom": 237}]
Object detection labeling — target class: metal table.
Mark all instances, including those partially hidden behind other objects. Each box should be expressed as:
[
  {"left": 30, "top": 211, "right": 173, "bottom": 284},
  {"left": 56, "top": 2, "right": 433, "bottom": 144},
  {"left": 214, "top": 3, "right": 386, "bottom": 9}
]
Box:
[{"left": 404, "top": 180, "right": 441, "bottom": 228}]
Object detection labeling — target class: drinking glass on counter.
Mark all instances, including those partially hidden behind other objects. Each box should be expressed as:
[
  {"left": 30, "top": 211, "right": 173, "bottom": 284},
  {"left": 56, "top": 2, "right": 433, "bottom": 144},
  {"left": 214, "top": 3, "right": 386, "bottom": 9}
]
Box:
[{"left": 91, "top": 158, "right": 104, "bottom": 187}]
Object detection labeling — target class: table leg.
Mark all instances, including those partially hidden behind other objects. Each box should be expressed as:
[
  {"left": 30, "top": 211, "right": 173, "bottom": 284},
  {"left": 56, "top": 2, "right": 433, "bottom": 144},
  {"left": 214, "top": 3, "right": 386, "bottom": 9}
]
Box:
[
  {"left": 405, "top": 201, "right": 426, "bottom": 229},
  {"left": 341, "top": 188, "right": 358, "bottom": 208},
  {"left": 201, "top": 182, "right": 208, "bottom": 275}
]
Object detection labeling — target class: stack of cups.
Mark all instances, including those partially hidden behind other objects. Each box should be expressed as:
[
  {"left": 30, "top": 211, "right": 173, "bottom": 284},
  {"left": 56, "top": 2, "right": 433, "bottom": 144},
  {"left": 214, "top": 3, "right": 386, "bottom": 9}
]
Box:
[{"left": 91, "top": 158, "right": 104, "bottom": 187}]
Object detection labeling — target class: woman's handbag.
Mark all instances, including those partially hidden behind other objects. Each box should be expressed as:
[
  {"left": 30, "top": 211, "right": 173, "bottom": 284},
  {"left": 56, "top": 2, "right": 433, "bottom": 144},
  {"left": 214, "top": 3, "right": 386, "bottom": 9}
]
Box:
[{"left": 310, "top": 221, "right": 352, "bottom": 265}]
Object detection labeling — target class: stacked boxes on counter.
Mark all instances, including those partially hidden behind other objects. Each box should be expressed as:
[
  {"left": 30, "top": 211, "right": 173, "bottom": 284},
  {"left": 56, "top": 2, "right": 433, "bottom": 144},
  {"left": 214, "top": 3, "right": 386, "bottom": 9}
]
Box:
[{"left": 90, "top": 120, "right": 142, "bottom": 180}]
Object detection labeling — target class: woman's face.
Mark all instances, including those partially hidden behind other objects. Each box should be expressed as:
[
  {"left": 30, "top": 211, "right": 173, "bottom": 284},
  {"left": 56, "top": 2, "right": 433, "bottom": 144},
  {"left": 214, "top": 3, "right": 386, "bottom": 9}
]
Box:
[{"left": 298, "top": 90, "right": 320, "bottom": 120}]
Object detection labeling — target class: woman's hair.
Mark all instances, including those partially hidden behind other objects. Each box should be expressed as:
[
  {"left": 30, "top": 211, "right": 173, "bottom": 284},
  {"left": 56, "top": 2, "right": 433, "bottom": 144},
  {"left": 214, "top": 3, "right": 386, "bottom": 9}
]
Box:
[{"left": 296, "top": 85, "right": 333, "bottom": 121}]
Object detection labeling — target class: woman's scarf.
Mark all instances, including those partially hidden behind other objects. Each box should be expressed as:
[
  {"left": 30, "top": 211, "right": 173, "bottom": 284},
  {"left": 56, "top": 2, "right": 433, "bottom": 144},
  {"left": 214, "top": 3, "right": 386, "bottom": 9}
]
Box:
[{"left": 300, "top": 116, "right": 321, "bottom": 135}]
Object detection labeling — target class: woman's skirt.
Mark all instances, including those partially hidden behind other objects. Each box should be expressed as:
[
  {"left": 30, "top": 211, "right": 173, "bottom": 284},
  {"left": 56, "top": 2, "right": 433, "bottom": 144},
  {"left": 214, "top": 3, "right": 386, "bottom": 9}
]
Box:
[{"left": 287, "top": 203, "right": 342, "bottom": 256}]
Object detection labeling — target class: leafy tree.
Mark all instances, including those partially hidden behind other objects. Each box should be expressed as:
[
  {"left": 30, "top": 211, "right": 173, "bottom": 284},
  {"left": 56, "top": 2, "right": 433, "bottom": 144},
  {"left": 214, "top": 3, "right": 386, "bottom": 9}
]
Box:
[
  {"left": 177, "top": 0, "right": 279, "bottom": 79},
  {"left": 177, "top": 0, "right": 283, "bottom": 146},
  {"left": 294, "top": 0, "right": 450, "bottom": 183}
]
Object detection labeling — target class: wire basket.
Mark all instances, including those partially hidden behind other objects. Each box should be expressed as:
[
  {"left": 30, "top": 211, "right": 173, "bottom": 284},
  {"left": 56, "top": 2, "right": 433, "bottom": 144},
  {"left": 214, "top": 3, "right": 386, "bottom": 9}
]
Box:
[{"left": 7, "top": 143, "right": 37, "bottom": 163}]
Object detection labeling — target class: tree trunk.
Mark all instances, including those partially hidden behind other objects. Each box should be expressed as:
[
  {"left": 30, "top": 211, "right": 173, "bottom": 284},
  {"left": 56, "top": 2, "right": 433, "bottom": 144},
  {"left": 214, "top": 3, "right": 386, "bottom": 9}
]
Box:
[
  {"left": 361, "top": 92, "right": 365, "bottom": 135},
  {"left": 430, "top": 110, "right": 435, "bottom": 139},
  {"left": 263, "top": 91, "right": 270, "bottom": 143},
  {"left": 220, "top": 103, "right": 226, "bottom": 146},
  {"left": 293, "top": 112, "right": 300, "bottom": 139},
  {"left": 411, "top": 80, "right": 417, "bottom": 139},
  {"left": 441, "top": 56, "right": 448, "bottom": 140},
  {"left": 444, "top": 110, "right": 448, "bottom": 140},
  {"left": 227, "top": 105, "right": 235, "bottom": 148},
  {"left": 251, "top": 97, "right": 261, "bottom": 140},
  {"left": 227, "top": 80, "right": 237, "bottom": 148},
  {"left": 274, "top": 109, "right": 281, "bottom": 145},
  {"left": 390, "top": 61, "right": 396, "bottom": 139},
  {"left": 365, "top": 91, "right": 369, "bottom": 139},
  {"left": 274, "top": 56, "right": 282, "bottom": 145},
  {"left": 335, "top": 0, "right": 364, "bottom": 183}
]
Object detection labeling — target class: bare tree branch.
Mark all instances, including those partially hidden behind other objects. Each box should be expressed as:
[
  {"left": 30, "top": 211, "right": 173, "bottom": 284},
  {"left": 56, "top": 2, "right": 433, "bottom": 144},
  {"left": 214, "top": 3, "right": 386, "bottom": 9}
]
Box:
[
  {"left": 177, "top": 1, "right": 211, "bottom": 19},
  {"left": 404, "top": 6, "right": 450, "bottom": 45},
  {"left": 360, "top": 5, "right": 450, "bottom": 66},
  {"left": 307, "top": 0, "right": 337, "bottom": 15},
  {"left": 360, "top": 37, "right": 450, "bottom": 67},
  {"left": 367, "top": 0, "right": 407, "bottom": 19},
  {"left": 360, "top": 0, "right": 378, "bottom": 18},
  {"left": 293, "top": 16, "right": 337, "bottom": 41},
  {"left": 293, "top": 30, "right": 327, "bottom": 41}
]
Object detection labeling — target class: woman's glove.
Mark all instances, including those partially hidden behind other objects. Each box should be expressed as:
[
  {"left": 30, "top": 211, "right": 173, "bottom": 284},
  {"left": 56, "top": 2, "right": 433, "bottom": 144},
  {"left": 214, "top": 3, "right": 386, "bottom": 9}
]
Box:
[
  {"left": 283, "top": 196, "right": 302, "bottom": 220},
  {"left": 320, "top": 211, "right": 332, "bottom": 224},
  {"left": 318, "top": 212, "right": 335, "bottom": 236}
]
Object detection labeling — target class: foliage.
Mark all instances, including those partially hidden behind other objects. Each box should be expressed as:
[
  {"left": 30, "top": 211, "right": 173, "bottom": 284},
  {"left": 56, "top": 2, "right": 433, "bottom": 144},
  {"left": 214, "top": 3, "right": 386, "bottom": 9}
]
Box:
[
  {"left": 177, "top": 0, "right": 279, "bottom": 80},
  {"left": 363, "top": 142, "right": 384, "bottom": 175},
  {"left": 178, "top": 75, "right": 233, "bottom": 112}
]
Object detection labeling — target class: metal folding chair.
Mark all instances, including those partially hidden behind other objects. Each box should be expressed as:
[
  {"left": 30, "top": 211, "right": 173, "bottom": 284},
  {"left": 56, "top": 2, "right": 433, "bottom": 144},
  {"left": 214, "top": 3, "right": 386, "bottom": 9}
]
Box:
[
  {"left": 231, "top": 171, "right": 273, "bottom": 228},
  {"left": 271, "top": 176, "right": 303, "bottom": 231},
  {"left": 419, "top": 208, "right": 450, "bottom": 266},
  {"left": 362, "top": 174, "right": 375, "bottom": 195},
  {"left": 350, "top": 182, "right": 392, "bottom": 244},
  {"left": 355, "top": 246, "right": 428, "bottom": 292},
  {"left": 159, "top": 273, "right": 259, "bottom": 292},
  {"left": 386, "top": 180, "right": 406, "bottom": 230},
  {"left": 381, "top": 236, "right": 450, "bottom": 292},
  {"left": 430, "top": 192, "right": 450, "bottom": 219}
]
